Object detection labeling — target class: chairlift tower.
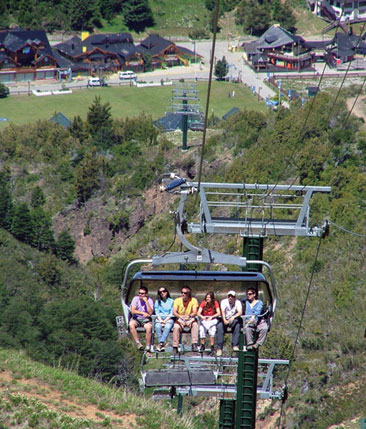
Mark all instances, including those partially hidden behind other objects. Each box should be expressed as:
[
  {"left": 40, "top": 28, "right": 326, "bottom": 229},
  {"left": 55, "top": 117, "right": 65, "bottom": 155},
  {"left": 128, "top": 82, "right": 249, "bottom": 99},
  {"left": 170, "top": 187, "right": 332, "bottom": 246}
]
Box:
[{"left": 168, "top": 83, "right": 202, "bottom": 151}]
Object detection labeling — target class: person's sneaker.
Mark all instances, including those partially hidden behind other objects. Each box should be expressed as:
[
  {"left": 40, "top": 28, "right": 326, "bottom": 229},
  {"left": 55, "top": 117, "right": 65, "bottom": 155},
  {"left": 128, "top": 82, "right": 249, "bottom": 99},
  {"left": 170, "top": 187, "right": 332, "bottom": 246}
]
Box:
[
  {"left": 216, "top": 349, "right": 222, "bottom": 357},
  {"left": 191, "top": 343, "right": 198, "bottom": 352},
  {"left": 145, "top": 345, "right": 151, "bottom": 352},
  {"left": 173, "top": 346, "right": 179, "bottom": 355},
  {"left": 209, "top": 346, "right": 215, "bottom": 356},
  {"left": 136, "top": 342, "right": 143, "bottom": 350},
  {"left": 232, "top": 346, "right": 239, "bottom": 352},
  {"left": 158, "top": 342, "right": 165, "bottom": 352},
  {"left": 199, "top": 344, "right": 205, "bottom": 353},
  {"left": 252, "top": 343, "right": 259, "bottom": 350},
  {"left": 246, "top": 344, "right": 254, "bottom": 351}
]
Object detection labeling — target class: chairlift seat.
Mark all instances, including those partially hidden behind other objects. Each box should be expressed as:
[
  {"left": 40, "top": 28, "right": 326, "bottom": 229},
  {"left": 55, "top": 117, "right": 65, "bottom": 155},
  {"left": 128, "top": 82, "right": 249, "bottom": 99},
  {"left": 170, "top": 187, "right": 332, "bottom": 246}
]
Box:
[{"left": 145, "top": 369, "right": 216, "bottom": 387}]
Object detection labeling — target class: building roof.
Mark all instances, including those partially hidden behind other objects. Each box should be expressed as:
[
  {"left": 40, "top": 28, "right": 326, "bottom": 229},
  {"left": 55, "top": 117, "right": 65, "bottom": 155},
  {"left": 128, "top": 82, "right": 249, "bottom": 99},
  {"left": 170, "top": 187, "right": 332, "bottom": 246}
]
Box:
[
  {"left": 222, "top": 107, "right": 239, "bottom": 120},
  {"left": 139, "top": 34, "right": 173, "bottom": 54},
  {"left": 0, "top": 29, "right": 53, "bottom": 56},
  {"left": 154, "top": 112, "right": 183, "bottom": 132},
  {"left": 244, "top": 25, "right": 305, "bottom": 54},
  {"left": 50, "top": 112, "right": 72, "bottom": 128}
]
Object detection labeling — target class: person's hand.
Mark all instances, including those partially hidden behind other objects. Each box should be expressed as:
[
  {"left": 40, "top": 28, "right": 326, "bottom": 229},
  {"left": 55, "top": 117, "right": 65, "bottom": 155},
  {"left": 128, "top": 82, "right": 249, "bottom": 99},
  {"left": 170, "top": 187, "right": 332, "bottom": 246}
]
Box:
[
  {"left": 142, "top": 312, "right": 149, "bottom": 317},
  {"left": 142, "top": 296, "right": 148, "bottom": 303}
]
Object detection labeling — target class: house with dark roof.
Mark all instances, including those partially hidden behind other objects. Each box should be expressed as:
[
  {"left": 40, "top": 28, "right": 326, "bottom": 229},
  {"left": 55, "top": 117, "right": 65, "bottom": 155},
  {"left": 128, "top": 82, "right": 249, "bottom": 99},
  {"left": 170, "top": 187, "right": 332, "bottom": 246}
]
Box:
[
  {"left": 54, "top": 32, "right": 145, "bottom": 76},
  {"left": 326, "top": 31, "right": 366, "bottom": 64},
  {"left": 243, "top": 24, "right": 315, "bottom": 71},
  {"left": 0, "top": 29, "right": 60, "bottom": 83},
  {"left": 138, "top": 34, "right": 199, "bottom": 69}
]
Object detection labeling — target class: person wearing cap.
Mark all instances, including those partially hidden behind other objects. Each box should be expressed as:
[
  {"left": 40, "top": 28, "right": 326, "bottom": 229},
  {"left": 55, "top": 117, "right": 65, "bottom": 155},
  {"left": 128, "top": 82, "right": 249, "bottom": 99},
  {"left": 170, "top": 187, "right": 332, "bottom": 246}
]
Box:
[{"left": 215, "top": 290, "right": 242, "bottom": 356}]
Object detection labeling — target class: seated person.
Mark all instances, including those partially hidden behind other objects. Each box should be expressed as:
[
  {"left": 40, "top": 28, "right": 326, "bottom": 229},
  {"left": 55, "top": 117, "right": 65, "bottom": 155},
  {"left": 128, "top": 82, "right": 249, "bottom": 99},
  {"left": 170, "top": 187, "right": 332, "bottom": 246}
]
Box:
[
  {"left": 197, "top": 292, "right": 221, "bottom": 355},
  {"left": 154, "top": 287, "right": 174, "bottom": 351},
  {"left": 172, "top": 286, "right": 199, "bottom": 354},
  {"left": 243, "top": 287, "right": 268, "bottom": 350},
  {"left": 129, "top": 286, "right": 154, "bottom": 352},
  {"left": 216, "top": 291, "right": 243, "bottom": 356}
]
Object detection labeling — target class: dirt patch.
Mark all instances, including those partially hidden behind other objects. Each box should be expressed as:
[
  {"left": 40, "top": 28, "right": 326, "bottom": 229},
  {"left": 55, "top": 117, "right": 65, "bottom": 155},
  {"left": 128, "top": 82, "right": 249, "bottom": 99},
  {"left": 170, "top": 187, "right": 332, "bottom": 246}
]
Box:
[
  {"left": 347, "top": 96, "right": 366, "bottom": 121},
  {"left": 0, "top": 370, "right": 136, "bottom": 427}
]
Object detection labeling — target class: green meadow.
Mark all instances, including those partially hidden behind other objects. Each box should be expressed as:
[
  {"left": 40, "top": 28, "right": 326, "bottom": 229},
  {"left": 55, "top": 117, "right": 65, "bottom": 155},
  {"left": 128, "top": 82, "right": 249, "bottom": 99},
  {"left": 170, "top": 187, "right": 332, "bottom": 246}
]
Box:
[{"left": 0, "top": 81, "right": 266, "bottom": 129}]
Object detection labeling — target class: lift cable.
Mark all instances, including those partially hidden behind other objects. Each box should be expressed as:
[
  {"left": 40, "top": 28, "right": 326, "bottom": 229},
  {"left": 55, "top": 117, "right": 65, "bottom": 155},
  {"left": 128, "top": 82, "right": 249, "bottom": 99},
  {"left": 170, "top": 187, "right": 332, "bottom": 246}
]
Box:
[
  {"left": 196, "top": 0, "right": 221, "bottom": 196},
  {"left": 328, "top": 220, "right": 366, "bottom": 238},
  {"left": 277, "top": 236, "right": 323, "bottom": 429}
]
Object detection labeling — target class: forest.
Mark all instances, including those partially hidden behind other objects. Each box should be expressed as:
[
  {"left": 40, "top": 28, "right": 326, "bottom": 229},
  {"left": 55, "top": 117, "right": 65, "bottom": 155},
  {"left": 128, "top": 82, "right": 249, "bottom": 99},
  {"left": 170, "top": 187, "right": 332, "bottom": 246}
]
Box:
[
  {"left": 1, "top": 78, "right": 366, "bottom": 426},
  {"left": 0, "top": 0, "right": 297, "bottom": 36}
]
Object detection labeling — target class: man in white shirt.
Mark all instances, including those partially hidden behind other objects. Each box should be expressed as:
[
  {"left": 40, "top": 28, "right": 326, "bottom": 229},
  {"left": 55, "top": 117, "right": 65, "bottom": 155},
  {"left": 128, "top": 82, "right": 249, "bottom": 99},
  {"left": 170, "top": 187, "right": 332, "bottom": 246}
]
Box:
[{"left": 216, "top": 290, "right": 242, "bottom": 356}]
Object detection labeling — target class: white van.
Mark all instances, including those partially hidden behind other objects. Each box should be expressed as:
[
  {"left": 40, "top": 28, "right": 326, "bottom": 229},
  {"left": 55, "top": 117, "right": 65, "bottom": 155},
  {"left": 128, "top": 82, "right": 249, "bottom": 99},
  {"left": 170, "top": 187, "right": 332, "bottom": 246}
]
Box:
[
  {"left": 119, "top": 71, "right": 137, "bottom": 80},
  {"left": 88, "top": 77, "right": 101, "bottom": 87}
]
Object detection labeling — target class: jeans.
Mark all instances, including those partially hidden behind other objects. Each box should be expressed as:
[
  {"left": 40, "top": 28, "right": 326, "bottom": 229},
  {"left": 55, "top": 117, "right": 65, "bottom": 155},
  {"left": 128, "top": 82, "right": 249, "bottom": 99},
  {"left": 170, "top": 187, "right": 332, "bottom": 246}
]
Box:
[
  {"left": 155, "top": 318, "right": 174, "bottom": 343},
  {"left": 215, "top": 319, "right": 241, "bottom": 349}
]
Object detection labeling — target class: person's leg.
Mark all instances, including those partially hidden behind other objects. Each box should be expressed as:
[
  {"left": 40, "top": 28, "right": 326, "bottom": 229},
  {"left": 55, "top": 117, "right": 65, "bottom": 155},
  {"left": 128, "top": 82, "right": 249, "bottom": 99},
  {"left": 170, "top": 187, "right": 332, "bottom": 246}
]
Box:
[
  {"left": 129, "top": 319, "right": 140, "bottom": 343},
  {"left": 161, "top": 319, "right": 174, "bottom": 343},
  {"left": 245, "top": 325, "right": 254, "bottom": 346},
  {"left": 255, "top": 321, "right": 269, "bottom": 346},
  {"left": 145, "top": 322, "right": 152, "bottom": 346},
  {"left": 231, "top": 319, "right": 241, "bottom": 347},
  {"left": 155, "top": 321, "right": 163, "bottom": 343},
  {"left": 188, "top": 319, "right": 199, "bottom": 345},
  {"left": 216, "top": 320, "right": 224, "bottom": 350},
  {"left": 173, "top": 321, "right": 182, "bottom": 347}
]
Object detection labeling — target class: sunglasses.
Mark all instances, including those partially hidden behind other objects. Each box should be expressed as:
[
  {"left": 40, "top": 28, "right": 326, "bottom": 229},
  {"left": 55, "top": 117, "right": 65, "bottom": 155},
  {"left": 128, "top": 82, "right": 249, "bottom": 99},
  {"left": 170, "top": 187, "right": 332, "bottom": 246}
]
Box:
[
  {"left": 247, "top": 292, "right": 254, "bottom": 296},
  {"left": 139, "top": 292, "right": 146, "bottom": 295},
  {"left": 159, "top": 290, "right": 167, "bottom": 293},
  {"left": 182, "top": 291, "right": 189, "bottom": 295}
]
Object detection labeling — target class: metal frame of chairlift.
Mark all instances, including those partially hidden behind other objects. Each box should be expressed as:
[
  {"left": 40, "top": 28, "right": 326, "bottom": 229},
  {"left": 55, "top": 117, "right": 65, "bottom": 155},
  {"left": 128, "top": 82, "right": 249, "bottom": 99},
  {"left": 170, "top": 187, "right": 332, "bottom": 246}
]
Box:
[{"left": 119, "top": 176, "right": 331, "bottom": 427}]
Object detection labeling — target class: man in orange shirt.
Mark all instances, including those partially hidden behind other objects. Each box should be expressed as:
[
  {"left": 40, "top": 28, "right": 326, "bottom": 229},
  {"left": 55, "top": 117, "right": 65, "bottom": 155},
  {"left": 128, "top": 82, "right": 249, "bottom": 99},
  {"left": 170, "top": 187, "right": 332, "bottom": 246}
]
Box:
[{"left": 172, "top": 286, "right": 199, "bottom": 354}]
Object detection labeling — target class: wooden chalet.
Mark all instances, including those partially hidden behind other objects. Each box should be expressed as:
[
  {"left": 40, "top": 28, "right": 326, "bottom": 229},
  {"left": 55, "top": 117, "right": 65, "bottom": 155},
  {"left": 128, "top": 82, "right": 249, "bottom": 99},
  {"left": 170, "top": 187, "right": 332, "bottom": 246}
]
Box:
[
  {"left": 54, "top": 32, "right": 145, "bottom": 76},
  {"left": 138, "top": 34, "right": 199, "bottom": 69},
  {"left": 0, "top": 29, "right": 59, "bottom": 83},
  {"left": 244, "top": 25, "right": 315, "bottom": 71}
]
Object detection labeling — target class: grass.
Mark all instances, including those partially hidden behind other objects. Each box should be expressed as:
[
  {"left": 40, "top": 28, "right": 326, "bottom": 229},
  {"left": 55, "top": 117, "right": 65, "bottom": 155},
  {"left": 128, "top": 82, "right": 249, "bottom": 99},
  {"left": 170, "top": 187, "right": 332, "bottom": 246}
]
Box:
[
  {"left": 0, "top": 81, "right": 266, "bottom": 128},
  {"left": 0, "top": 347, "right": 197, "bottom": 429},
  {"left": 294, "top": 8, "right": 329, "bottom": 37}
]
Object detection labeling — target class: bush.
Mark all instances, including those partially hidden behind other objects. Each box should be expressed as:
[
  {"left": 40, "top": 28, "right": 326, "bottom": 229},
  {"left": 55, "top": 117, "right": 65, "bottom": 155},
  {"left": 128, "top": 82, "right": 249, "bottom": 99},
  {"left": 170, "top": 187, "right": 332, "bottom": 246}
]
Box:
[{"left": 0, "top": 82, "right": 9, "bottom": 98}]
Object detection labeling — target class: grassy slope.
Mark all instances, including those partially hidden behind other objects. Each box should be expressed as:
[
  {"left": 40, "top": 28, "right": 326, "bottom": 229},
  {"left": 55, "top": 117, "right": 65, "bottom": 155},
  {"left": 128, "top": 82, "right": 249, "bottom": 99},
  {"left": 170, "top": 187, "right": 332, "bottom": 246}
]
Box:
[
  {"left": 0, "top": 81, "right": 265, "bottom": 128},
  {"left": 0, "top": 347, "right": 197, "bottom": 429}
]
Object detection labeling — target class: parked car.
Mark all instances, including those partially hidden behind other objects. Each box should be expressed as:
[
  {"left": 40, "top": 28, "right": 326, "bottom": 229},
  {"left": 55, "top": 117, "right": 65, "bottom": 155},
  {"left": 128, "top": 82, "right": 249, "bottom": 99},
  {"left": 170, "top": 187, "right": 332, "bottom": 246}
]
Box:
[
  {"left": 189, "top": 121, "right": 205, "bottom": 131},
  {"left": 119, "top": 71, "right": 137, "bottom": 80},
  {"left": 88, "top": 77, "right": 102, "bottom": 87}
]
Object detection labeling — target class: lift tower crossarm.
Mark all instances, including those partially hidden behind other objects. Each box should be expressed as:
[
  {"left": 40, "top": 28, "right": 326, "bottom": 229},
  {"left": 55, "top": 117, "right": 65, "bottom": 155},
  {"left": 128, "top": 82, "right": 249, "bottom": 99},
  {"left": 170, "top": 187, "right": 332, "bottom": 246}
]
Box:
[{"left": 182, "top": 182, "right": 331, "bottom": 238}]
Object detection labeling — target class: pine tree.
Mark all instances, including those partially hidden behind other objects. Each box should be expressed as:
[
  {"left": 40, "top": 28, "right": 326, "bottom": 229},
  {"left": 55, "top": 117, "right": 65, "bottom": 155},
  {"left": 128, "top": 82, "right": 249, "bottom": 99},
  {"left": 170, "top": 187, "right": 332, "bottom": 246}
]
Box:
[
  {"left": 123, "top": 0, "right": 154, "bottom": 32},
  {"left": 214, "top": 56, "right": 228, "bottom": 80},
  {"left": 31, "top": 186, "right": 46, "bottom": 209},
  {"left": 87, "top": 96, "right": 113, "bottom": 135},
  {"left": 31, "top": 207, "right": 55, "bottom": 251},
  {"left": 55, "top": 230, "right": 76, "bottom": 263},
  {"left": 0, "top": 172, "right": 13, "bottom": 230},
  {"left": 11, "top": 203, "right": 33, "bottom": 244}
]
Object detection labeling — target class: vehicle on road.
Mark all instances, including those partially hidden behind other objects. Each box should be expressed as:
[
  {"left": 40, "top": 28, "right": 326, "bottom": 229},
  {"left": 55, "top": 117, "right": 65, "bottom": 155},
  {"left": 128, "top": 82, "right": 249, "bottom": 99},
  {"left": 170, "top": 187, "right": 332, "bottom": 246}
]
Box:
[
  {"left": 119, "top": 71, "right": 137, "bottom": 80},
  {"left": 88, "top": 77, "right": 102, "bottom": 87}
]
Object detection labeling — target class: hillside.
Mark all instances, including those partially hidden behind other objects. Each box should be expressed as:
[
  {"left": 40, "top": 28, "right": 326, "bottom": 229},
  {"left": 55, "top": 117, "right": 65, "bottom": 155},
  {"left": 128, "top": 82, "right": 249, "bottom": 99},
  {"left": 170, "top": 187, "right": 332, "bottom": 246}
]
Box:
[{"left": 2, "top": 80, "right": 366, "bottom": 427}]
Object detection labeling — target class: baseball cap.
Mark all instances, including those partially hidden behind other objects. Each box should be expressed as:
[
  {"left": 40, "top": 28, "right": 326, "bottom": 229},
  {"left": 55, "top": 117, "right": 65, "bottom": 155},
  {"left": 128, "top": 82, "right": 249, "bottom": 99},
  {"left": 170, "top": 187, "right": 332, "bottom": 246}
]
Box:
[{"left": 227, "top": 290, "right": 236, "bottom": 297}]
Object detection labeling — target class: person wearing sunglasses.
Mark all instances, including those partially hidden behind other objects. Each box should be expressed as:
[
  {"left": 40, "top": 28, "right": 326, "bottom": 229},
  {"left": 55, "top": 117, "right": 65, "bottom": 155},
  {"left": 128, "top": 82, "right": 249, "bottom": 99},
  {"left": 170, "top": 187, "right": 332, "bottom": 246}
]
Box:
[
  {"left": 216, "top": 290, "right": 242, "bottom": 356},
  {"left": 244, "top": 288, "right": 268, "bottom": 350},
  {"left": 129, "top": 286, "right": 154, "bottom": 352},
  {"left": 172, "top": 286, "right": 199, "bottom": 354},
  {"left": 154, "top": 288, "right": 174, "bottom": 351}
]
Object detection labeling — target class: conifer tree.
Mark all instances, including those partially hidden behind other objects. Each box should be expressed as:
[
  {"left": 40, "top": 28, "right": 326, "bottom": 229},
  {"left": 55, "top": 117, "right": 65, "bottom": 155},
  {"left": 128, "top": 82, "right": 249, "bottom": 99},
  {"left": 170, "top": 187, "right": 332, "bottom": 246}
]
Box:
[
  {"left": 11, "top": 203, "right": 33, "bottom": 244},
  {"left": 55, "top": 230, "right": 76, "bottom": 263},
  {"left": 0, "top": 172, "right": 13, "bottom": 231},
  {"left": 31, "top": 186, "right": 46, "bottom": 209},
  {"left": 31, "top": 207, "right": 55, "bottom": 251},
  {"left": 123, "top": 0, "right": 154, "bottom": 32},
  {"left": 87, "top": 96, "right": 113, "bottom": 135}
]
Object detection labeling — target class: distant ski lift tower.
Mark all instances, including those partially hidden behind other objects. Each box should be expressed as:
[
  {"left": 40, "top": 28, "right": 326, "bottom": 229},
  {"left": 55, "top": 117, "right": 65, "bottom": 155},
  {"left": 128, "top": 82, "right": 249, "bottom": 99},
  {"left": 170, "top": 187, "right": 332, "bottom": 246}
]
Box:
[{"left": 169, "top": 83, "right": 202, "bottom": 151}]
